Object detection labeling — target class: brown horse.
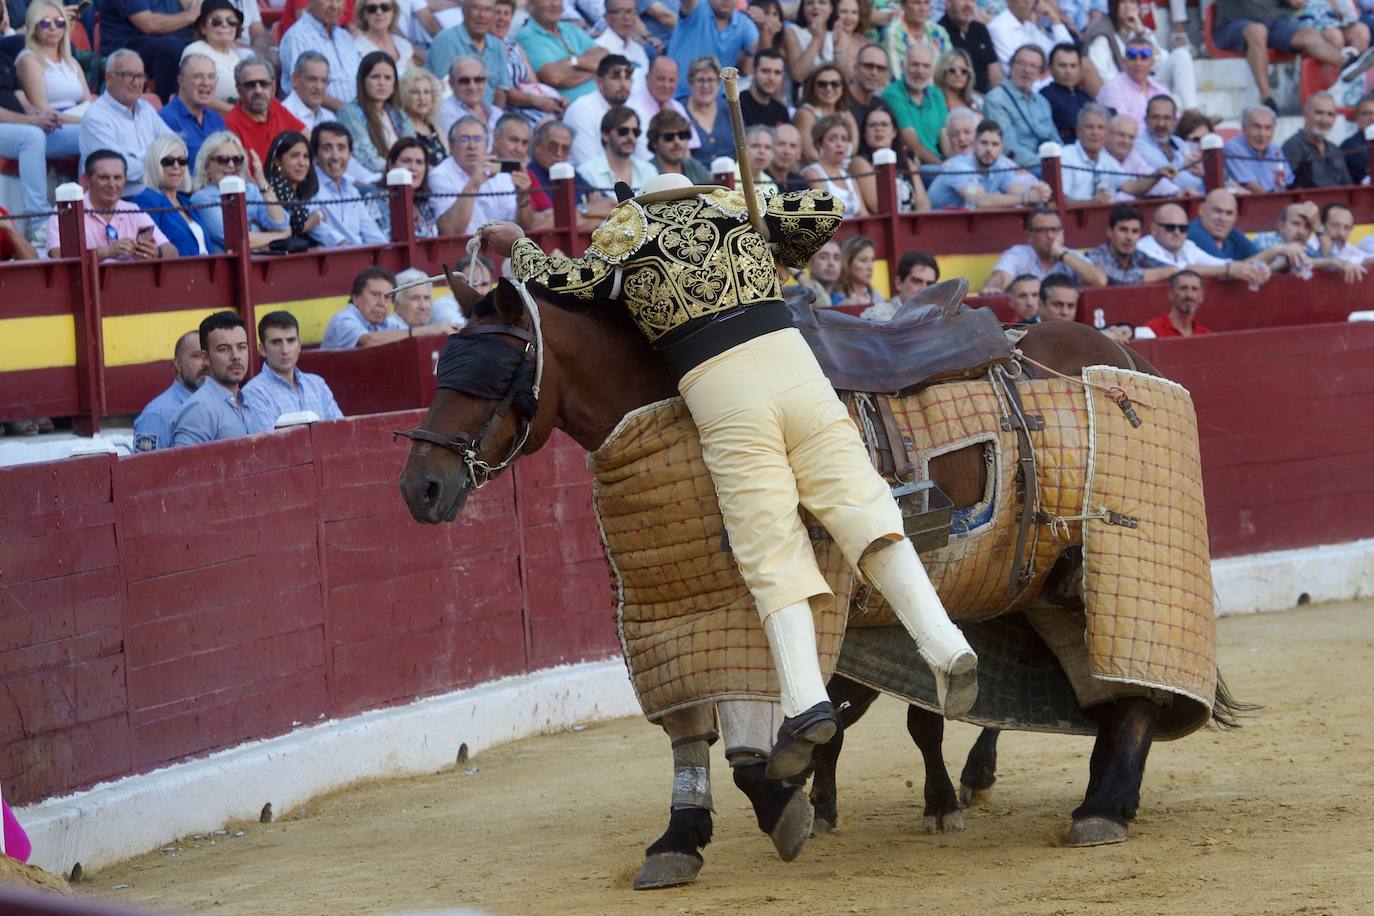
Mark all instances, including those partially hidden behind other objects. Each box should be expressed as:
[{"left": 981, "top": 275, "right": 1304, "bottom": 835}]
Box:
[{"left": 397, "top": 280, "right": 1236, "bottom": 886}]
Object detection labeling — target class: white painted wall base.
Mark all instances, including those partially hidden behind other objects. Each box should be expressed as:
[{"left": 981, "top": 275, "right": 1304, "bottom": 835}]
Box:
[{"left": 13, "top": 539, "right": 1374, "bottom": 879}]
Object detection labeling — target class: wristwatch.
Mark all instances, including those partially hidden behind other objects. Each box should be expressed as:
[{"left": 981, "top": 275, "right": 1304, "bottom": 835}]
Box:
[{"left": 570, "top": 54, "right": 580, "bottom": 69}]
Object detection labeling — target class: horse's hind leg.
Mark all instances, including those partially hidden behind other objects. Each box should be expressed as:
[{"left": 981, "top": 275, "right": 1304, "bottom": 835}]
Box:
[
  {"left": 717, "top": 699, "right": 814, "bottom": 862},
  {"left": 635, "top": 706, "right": 717, "bottom": 890},
  {"left": 958, "top": 728, "right": 1001, "bottom": 806},
  {"left": 1068, "top": 697, "right": 1160, "bottom": 847},
  {"left": 906, "top": 706, "right": 964, "bottom": 833},
  {"left": 810, "top": 676, "right": 880, "bottom": 834}
]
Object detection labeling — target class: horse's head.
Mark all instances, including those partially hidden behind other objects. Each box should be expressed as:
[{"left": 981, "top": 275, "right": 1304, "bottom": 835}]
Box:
[{"left": 398, "top": 272, "right": 550, "bottom": 524}]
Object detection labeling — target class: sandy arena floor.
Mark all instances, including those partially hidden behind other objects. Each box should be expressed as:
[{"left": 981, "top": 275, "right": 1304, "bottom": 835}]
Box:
[{"left": 85, "top": 600, "right": 1374, "bottom": 915}]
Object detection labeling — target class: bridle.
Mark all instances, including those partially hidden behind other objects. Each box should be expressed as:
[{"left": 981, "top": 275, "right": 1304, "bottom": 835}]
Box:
[{"left": 394, "top": 289, "right": 545, "bottom": 491}]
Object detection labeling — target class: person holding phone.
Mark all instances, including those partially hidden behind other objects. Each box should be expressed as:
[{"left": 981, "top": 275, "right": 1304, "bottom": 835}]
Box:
[
  {"left": 45, "top": 149, "right": 176, "bottom": 260},
  {"left": 430, "top": 113, "right": 538, "bottom": 235}
]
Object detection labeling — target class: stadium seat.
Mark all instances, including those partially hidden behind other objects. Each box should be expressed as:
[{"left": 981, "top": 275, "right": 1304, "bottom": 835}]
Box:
[
  {"left": 1204, "top": 4, "right": 1292, "bottom": 63},
  {"left": 1300, "top": 58, "right": 1355, "bottom": 115}
]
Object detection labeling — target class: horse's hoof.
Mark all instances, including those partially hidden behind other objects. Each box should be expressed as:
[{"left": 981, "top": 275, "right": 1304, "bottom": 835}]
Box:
[
  {"left": 633, "top": 852, "right": 703, "bottom": 890},
  {"left": 922, "top": 809, "right": 965, "bottom": 834},
  {"left": 769, "top": 788, "right": 815, "bottom": 862},
  {"left": 812, "top": 816, "right": 835, "bottom": 835},
  {"left": 959, "top": 784, "right": 991, "bottom": 807},
  {"left": 1066, "top": 816, "right": 1128, "bottom": 847}
]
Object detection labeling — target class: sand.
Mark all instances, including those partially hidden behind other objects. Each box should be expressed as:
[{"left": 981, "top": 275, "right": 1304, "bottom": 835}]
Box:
[{"left": 90, "top": 600, "right": 1374, "bottom": 915}]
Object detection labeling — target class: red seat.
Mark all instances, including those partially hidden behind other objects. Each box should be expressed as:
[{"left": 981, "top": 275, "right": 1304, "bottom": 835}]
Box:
[
  {"left": 1299, "top": 58, "right": 1355, "bottom": 114},
  {"left": 0, "top": 157, "right": 18, "bottom": 178},
  {"left": 1204, "top": 4, "right": 1292, "bottom": 63},
  {"left": 70, "top": 20, "right": 91, "bottom": 52}
]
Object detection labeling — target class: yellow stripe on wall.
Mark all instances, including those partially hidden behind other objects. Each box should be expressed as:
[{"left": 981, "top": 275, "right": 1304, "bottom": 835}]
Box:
[
  {"left": 935, "top": 254, "right": 1000, "bottom": 292},
  {"left": 257, "top": 296, "right": 350, "bottom": 347},
  {"left": 103, "top": 308, "right": 221, "bottom": 367},
  {"left": 0, "top": 316, "right": 77, "bottom": 371}
]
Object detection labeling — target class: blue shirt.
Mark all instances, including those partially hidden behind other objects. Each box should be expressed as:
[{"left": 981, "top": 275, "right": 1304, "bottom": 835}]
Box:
[
  {"left": 1222, "top": 133, "right": 1293, "bottom": 192},
  {"left": 927, "top": 152, "right": 1025, "bottom": 209},
  {"left": 688, "top": 95, "right": 734, "bottom": 165},
  {"left": 666, "top": 1, "right": 759, "bottom": 96},
  {"left": 158, "top": 95, "right": 226, "bottom": 170},
  {"left": 130, "top": 188, "right": 207, "bottom": 256},
  {"left": 97, "top": 0, "right": 191, "bottom": 52},
  {"left": 320, "top": 303, "right": 408, "bottom": 349},
  {"left": 78, "top": 92, "right": 173, "bottom": 197},
  {"left": 308, "top": 167, "right": 388, "bottom": 249},
  {"left": 517, "top": 19, "right": 597, "bottom": 102},
  {"left": 1039, "top": 82, "right": 1093, "bottom": 144},
  {"left": 189, "top": 182, "right": 289, "bottom": 253},
  {"left": 982, "top": 82, "right": 1057, "bottom": 167},
  {"left": 170, "top": 377, "right": 252, "bottom": 446},
  {"left": 242, "top": 364, "right": 344, "bottom": 431},
  {"left": 426, "top": 25, "right": 511, "bottom": 102},
  {"left": 278, "top": 11, "right": 362, "bottom": 101},
  {"left": 133, "top": 379, "right": 195, "bottom": 451},
  {"left": 1188, "top": 219, "right": 1259, "bottom": 261}
]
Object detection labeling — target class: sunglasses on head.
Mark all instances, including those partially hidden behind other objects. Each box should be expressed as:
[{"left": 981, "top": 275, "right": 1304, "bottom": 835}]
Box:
[
  {"left": 615, "top": 125, "right": 642, "bottom": 137},
  {"left": 656, "top": 128, "right": 693, "bottom": 142},
  {"left": 1156, "top": 222, "right": 1188, "bottom": 233},
  {"left": 160, "top": 155, "right": 189, "bottom": 167},
  {"left": 36, "top": 18, "right": 66, "bottom": 30},
  {"left": 1125, "top": 47, "right": 1153, "bottom": 60},
  {"left": 211, "top": 154, "right": 245, "bottom": 166}
]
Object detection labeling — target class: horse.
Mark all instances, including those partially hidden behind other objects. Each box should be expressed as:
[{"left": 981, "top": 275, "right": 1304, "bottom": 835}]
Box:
[{"left": 397, "top": 277, "right": 1235, "bottom": 888}]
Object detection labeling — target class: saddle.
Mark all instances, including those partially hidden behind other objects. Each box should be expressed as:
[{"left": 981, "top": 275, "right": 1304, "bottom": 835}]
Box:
[{"left": 786, "top": 279, "right": 1013, "bottom": 394}]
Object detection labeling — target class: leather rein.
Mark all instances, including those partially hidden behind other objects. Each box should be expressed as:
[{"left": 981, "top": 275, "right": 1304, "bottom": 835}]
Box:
[{"left": 394, "top": 292, "right": 545, "bottom": 492}]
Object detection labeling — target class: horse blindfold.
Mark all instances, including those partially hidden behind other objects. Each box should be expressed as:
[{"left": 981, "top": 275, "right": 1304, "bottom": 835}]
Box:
[{"left": 435, "top": 332, "right": 535, "bottom": 403}]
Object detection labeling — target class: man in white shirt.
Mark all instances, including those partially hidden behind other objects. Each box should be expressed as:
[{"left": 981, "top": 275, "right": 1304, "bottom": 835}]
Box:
[
  {"left": 1136, "top": 203, "right": 1271, "bottom": 285},
  {"left": 431, "top": 115, "right": 536, "bottom": 234},
  {"left": 627, "top": 55, "right": 691, "bottom": 159},
  {"left": 988, "top": 0, "right": 1073, "bottom": 72},
  {"left": 278, "top": 0, "right": 362, "bottom": 106},
  {"left": 282, "top": 51, "right": 332, "bottom": 132},
  {"left": 565, "top": 54, "right": 634, "bottom": 167},
  {"left": 577, "top": 105, "right": 658, "bottom": 207},
  {"left": 1104, "top": 113, "right": 1182, "bottom": 199},
  {"left": 439, "top": 56, "right": 506, "bottom": 138},
  {"left": 79, "top": 50, "right": 173, "bottom": 197},
  {"left": 1059, "top": 103, "right": 1121, "bottom": 203},
  {"left": 594, "top": 1, "right": 650, "bottom": 91},
  {"left": 1323, "top": 203, "right": 1371, "bottom": 264}
]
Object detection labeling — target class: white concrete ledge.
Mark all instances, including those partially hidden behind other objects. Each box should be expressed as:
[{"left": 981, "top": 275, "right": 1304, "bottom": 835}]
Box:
[{"left": 1212, "top": 538, "right": 1374, "bottom": 616}]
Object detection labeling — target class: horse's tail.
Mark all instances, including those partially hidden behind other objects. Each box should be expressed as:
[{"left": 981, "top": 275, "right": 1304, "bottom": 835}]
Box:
[{"left": 1210, "top": 669, "right": 1260, "bottom": 729}]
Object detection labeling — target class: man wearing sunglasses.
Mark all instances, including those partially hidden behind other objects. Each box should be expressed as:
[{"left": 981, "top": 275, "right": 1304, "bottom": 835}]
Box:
[
  {"left": 159, "top": 54, "right": 228, "bottom": 169},
  {"left": 94, "top": 0, "right": 199, "bottom": 104},
  {"left": 941, "top": 0, "right": 1002, "bottom": 93},
  {"left": 440, "top": 56, "right": 504, "bottom": 139},
  {"left": 648, "top": 109, "right": 711, "bottom": 183},
  {"left": 1095, "top": 37, "right": 1172, "bottom": 132},
  {"left": 78, "top": 49, "right": 174, "bottom": 197},
  {"left": 848, "top": 44, "right": 891, "bottom": 126},
  {"left": 566, "top": 54, "right": 635, "bottom": 168},
  {"left": 577, "top": 105, "right": 658, "bottom": 209},
  {"left": 224, "top": 57, "right": 305, "bottom": 164},
  {"left": 427, "top": 0, "right": 512, "bottom": 106},
  {"left": 1137, "top": 202, "right": 1270, "bottom": 285}
]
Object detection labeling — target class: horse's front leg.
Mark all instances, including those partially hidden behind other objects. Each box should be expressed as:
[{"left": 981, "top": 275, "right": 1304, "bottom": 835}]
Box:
[
  {"left": 634, "top": 705, "right": 717, "bottom": 890},
  {"left": 958, "top": 728, "right": 1001, "bottom": 806},
  {"left": 717, "top": 699, "right": 814, "bottom": 861},
  {"left": 1068, "top": 697, "right": 1160, "bottom": 846},
  {"left": 810, "top": 675, "right": 881, "bottom": 833},
  {"left": 906, "top": 705, "right": 964, "bottom": 832}
]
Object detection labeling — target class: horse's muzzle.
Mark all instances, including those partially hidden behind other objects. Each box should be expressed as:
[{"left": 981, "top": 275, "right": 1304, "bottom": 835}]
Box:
[{"left": 399, "top": 466, "right": 471, "bottom": 525}]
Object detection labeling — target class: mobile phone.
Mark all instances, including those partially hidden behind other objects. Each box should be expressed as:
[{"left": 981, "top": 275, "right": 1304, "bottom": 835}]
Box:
[
  {"left": 498, "top": 160, "right": 521, "bottom": 173},
  {"left": 136, "top": 225, "right": 155, "bottom": 242}
]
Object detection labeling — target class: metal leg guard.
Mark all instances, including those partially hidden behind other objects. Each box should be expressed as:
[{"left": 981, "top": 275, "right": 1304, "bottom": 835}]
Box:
[
  {"left": 718, "top": 698, "right": 782, "bottom": 768},
  {"left": 670, "top": 735, "right": 714, "bottom": 811}
]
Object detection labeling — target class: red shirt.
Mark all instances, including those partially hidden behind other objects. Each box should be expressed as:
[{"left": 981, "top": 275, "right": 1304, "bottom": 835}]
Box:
[
  {"left": 224, "top": 101, "right": 306, "bottom": 164},
  {"left": 526, "top": 167, "right": 552, "bottom": 212},
  {"left": 1143, "top": 313, "right": 1213, "bottom": 338}
]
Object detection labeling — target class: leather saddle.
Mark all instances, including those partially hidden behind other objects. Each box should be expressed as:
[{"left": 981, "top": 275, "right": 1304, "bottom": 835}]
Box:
[{"left": 786, "top": 278, "right": 1013, "bottom": 393}]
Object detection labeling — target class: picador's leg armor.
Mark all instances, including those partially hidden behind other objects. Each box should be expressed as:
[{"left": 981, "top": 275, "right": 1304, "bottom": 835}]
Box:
[{"left": 763, "top": 601, "right": 840, "bottom": 780}]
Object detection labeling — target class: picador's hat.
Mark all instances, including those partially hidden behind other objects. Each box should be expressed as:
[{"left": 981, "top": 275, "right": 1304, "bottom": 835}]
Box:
[{"left": 613, "top": 173, "right": 728, "bottom": 207}]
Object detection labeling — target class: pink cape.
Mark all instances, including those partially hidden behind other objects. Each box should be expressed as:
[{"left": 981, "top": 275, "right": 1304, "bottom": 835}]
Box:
[{"left": 3, "top": 797, "right": 31, "bottom": 863}]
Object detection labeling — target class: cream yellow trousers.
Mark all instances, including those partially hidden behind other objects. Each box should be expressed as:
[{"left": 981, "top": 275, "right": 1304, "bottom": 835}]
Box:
[{"left": 678, "top": 328, "right": 904, "bottom": 619}]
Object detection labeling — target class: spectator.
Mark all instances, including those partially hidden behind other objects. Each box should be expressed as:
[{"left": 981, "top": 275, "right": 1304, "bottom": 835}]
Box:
[
  {"left": 879, "top": 43, "right": 946, "bottom": 164},
  {"left": 1040, "top": 43, "right": 1092, "bottom": 144},
  {"left": 1006, "top": 273, "right": 1041, "bottom": 322},
  {"left": 784, "top": 0, "right": 839, "bottom": 85},
  {"left": 982, "top": 44, "right": 1057, "bottom": 167},
  {"left": 1340, "top": 91, "right": 1374, "bottom": 183},
  {"left": 988, "top": 0, "right": 1073, "bottom": 72},
  {"left": 279, "top": 0, "right": 363, "bottom": 107},
  {"left": 489, "top": 0, "right": 568, "bottom": 123},
  {"left": 981, "top": 206, "right": 1108, "bottom": 291},
  {"left": 803, "top": 238, "right": 842, "bottom": 303},
  {"left": 566, "top": 54, "right": 634, "bottom": 167},
  {"left": 1321, "top": 202, "right": 1369, "bottom": 263},
  {"left": 1083, "top": 0, "right": 1196, "bottom": 111},
  {"left": 428, "top": 0, "right": 509, "bottom": 99},
  {"left": 884, "top": 0, "right": 953, "bottom": 77},
  {"left": 1104, "top": 113, "right": 1185, "bottom": 198},
  {"left": 1136, "top": 201, "right": 1271, "bottom": 285},
  {"left": 190, "top": 130, "right": 290, "bottom": 251},
  {"left": 159, "top": 54, "right": 228, "bottom": 168},
  {"left": 337, "top": 51, "right": 414, "bottom": 175},
  {"left": 132, "top": 134, "right": 209, "bottom": 255},
  {"left": 1140, "top": 270, "right": 1211, "bottom": 337},
  {"left": 45, "top": 149, "right": 176, "bottom": 259},
  {"left": 1253, "top": 200, "right": 1367, "bottom": 281},
  {"left": 0, "top": 208, "right": 39, "bottom": 261},
  {"left": 763, "top": 123, "right": 804, "bottom": 192},
  {"left": 579, "top": 105, "right": 658, "bottom": 204},
  {"left": 848, "top": 43, "right": 891, "bottom": 124},
  {"left": 940, "top": 0, "right": 1002, "bottom": 94},
  {"left": 747, "top": 0, "right": 788, "bottom": 67},
  {"left": 804, "top": 113, "right": 865, "bottom": 215},
  {"left": 367, "top": 136, "right": 440, "bottom": 237},
  {"left": 79, "top": 50, "right": 174, "bottom": 197},
  {"left": 170, "top": 311, "right": 255, "bottom": 446},
  {"left": 224, "top": 57, "right": 307, "bottom": 165},
  {"left": 398, "top": 67, "right": 448, "bottom": 166},
  {"left": 391, "top": 273, "right": 464, "bottom": 333},
  {"left": 834, "top": 234, "right": 888, "bottom": 312},
  {"left": 1096, "top": 35, "right": 1175, "bottom": 133},
  {"left": 797, "top": 61, "right": 861, "bottom": 162},
  {"left": 669, "top": 0, "right": 760, "bottom": 94},
  {"left": 1059, "top": 103, "right": 1120, "bottom": 203},
  {"left": 16, "top": 0, "right": 92, "bottom": 157},
  {"left": 852, "top": 102, "right": 932, "bottom": 212},
  {"left": 308, "top": 121, "right": 388, "bottom": 246},
  {"left": 1077, "top": 204, "right": 1175, "bottom": 286},
  {"left": 941, "top": 105, "right": 978, "bottom": 157},
  {"left": 265, "top": 129, "right": 324, "bottom": 241},
  {"left": 594, "top": 0, "right": 651, "bottom": 87},
  {"left": 133, "top": 329, "right": 207, "bottom": 451},
  {"left": 1175, "top": 109, "right": 1217, "bottom": 144},
  {"left": 181, "top": 0, "right": 251, "bottom": 111},
  {"left": 489, "top": 113, "right": 548, "bottom": 226},
  {"left": 321, "top": 266, "right": 409, "bottom": 348},
  {"left": 242, "top": 310, "right": 344, "bottom": 430},
  {"left": 1036, "top": 273, "right": 1080, "bottom": 321},
  {"left": 934, "top": 47, "right": 981, "bottom": 116},
  {"left": 1213, "top": 0, "right": 1373, "bottom": 112},
  {"left": 1283, "top": 91, "right": 1353, "bottom": 188},
  {"left": 395, "top": 267, "right": 457, "bottom": 327},
  {"left": 95, "top": 0, "right": 198, "bottom": 104},
  {"left": 433, "top": 115, "right": 537, "bottom": 233},
  {"left": 894, "top": 249, "right": 940, "bottom": 301},
  {"left": 1135, "top": 94, "right": 1204, "bottom": 195},
  {"left": 517, "top": 0, "right": 607, "bottom": 102},
  {"left": 628, "top": 56, "right": 693, "bottom": 158},
  {"left": 439, "top": 55, "right": 504, "bottom": 138},
  {"left": 683, "top": 56, "right": 735, "bottom": 166},
  {"left": 744, "top": 47, "right": 793, "bottom": 127},
  {"left": 527, "top": 118, "right": 580, "bottom": 210},
  {"left": 353, "top": 0, "right": 418, "bottom": 74},
  {"left": 1188, "top": 189, "right": 1297, "bottom": 268},
  {"left": 0, "top": 102, "right": 55, "bottom": 247},
  {"left": 739, "top": 124, "right": 780, "bottom": 195},
  {"left": 1222, "top": 104, "right": 1294, "bottom": 192},
  {"left": 927, "top": 117, "right": 1047, "bottom": 208},
  {"left": 648, "top": 109, "right": 712, "bottom": 182},
  {"left": 283, "top": 51, "right": 334, "bottom": 134}
]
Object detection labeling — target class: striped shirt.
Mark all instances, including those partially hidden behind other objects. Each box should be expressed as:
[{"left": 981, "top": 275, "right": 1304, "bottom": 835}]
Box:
[{"left": 242, "top": 365, "right": 344, "bottom": 431}]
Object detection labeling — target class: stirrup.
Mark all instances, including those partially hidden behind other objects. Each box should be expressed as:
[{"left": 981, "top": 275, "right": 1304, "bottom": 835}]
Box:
[
  {"left": 928, "top": 648, "right": 979, "bottom": 720},
  {"left": 765, "top": 701, "right": 838, "bottom": 781}
]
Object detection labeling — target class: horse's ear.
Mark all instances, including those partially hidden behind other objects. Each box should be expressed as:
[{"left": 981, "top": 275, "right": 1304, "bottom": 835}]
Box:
[
  {"left": 492, "top": 277, "right": 526, "bottom": 324},
  {"left": 442, "top": 263, "right": 483, "bottom": 318}
]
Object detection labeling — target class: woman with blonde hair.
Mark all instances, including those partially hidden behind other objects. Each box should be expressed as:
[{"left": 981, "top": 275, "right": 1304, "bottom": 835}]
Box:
[
  {"left": 834, "top": 234, "right": 888, "bottom": 312},
  {"left": 933, "top": 48, "right": 980, "bottom": 114},
  {"left": 337, "top": 51, "right": 415, "bottom": 177},
  {"left": 795, "top": 62, "right": 860, "bottom": 162},
  {"left": 15, "top": 0, "right": 92, "bottom": 156},
  {"left": 398, "top": 68, "right": 447, "bottom": 167},
  {"left": 131, "top": 134, "right": 208, "bottom": 256},
  {"left": 353, "top": 0, "right": 419, "bottom": 74},
  {"left": 188, "top": 131, "right": 289, "bottom": 252},
  {"left": 803, "top": 113, "right": 865, "bottom": 216}
]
